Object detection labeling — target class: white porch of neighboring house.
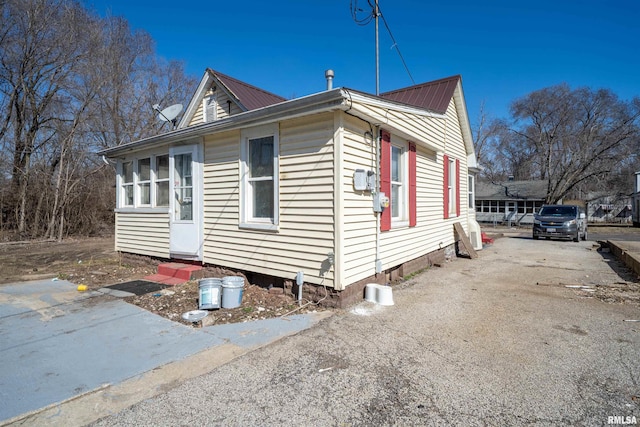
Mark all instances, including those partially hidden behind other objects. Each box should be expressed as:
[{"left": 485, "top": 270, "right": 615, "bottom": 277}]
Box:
[{"left": 475, "top": 180, "right": 547, "bottom": 225}]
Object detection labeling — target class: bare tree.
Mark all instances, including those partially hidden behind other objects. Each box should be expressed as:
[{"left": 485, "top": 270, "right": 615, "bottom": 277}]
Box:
[
  {"left": 501, "top": 84, "right": 640, "bottom": 203},
  {"left": 0, "top": 0, "right": 197, "bottom": 240}
]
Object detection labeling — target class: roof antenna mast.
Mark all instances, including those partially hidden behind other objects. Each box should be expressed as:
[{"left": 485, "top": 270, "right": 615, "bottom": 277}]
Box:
[{"left": 375, "top": 0, "right": 380, "bottom": 95}]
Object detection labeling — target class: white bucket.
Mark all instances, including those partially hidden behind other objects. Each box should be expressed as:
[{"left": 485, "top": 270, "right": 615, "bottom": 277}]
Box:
[
  {"left": 221, "top": 276, "right": 245, "bottom": 308},
  {"left": 199, "top": 278, "right": 222, "bottom": 310}
]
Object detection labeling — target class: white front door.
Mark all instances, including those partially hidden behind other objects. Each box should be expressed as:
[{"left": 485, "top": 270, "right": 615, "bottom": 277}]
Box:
[{"left": 169, "top": 144, "right": 202, "bottom": 260}]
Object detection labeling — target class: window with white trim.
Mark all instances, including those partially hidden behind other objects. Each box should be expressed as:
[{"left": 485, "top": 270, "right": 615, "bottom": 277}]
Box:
[
  {"left": 122, "top": 161, "right": 134, "bottom": 207},
  {"left": 155, "top": 155, "right": 170, "bottom": 207},
  {"left": 391, "top": 143, "right": 408, "bottom": 223},
  {"left": 448, "top": 157, "right": 457, "bottom": 216},
  {"left": 240, "top": 124, "right": 279, "bottom": 229},
  {"left": 137, "top": 158, "right": 151, "bottom": 206},
  {"left": 468, "top": 175, "right": 475, "bottom": 209},
  {"left": 118, "top": 155, "right": 169, "bottom": 209}
]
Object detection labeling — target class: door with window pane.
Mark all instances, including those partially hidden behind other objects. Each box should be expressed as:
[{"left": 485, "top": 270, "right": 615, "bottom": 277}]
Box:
[{"left": 169, "top": 145, "right": 201, "bottom": 259}]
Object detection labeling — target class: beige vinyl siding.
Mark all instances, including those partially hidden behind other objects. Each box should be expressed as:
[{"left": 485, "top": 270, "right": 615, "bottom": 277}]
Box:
[
  {"left": 188, "top": 90, "right": 243, "bottom": 127},
  {"left": 342, "top": 114, "right": 378, "bottom": 286},
  {"left": 201, "top": 113, "right": 336, "bottom": 287},
  {"left": 115, "top": 211, "right": 170, "bottom": 258},
  {"left": 443, "top": 98, "right": 470, "bottom": 232},
  {"left": 340, "top": 99, "right": 470, "bottom": 286}
]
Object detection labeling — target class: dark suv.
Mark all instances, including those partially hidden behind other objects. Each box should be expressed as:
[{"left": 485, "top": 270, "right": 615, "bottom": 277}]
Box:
[{"left": 533, "top": 205, "right": 587, "bottom": 242}]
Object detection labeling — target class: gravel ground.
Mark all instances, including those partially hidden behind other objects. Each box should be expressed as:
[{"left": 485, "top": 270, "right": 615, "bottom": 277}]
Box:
[{"left": 92, "top": 236, "right": 640, "bottom": 426}]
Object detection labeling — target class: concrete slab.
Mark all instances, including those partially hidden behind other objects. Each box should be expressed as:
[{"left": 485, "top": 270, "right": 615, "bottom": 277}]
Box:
[{"left": 0, "top": 279, "right": 330, "bottom": 425}]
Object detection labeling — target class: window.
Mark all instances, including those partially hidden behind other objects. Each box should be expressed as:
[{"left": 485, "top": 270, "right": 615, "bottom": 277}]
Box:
[
  {"left": 137, "top": 158, "right": 151, "bottom": 205},
  {"left": 443, "top": 155, "right": 460, "bottom": 218},
  {"left": 380, "top": 130, "right": 416, "bottom": 231},
  {"left": 241, "top": 124, "right": 279, "bottom": 229},
  {"left": 468, "top": 175, "right": 475, "bottom": 209},
  {"left": 118, "top": 155, "right": 170, "bottom": 209},
  {"left": 155, "top": 155, "right": 169, "bottom": 207},
  {"left": 391, "top": 145, "right": 405, "bottom": 221},
  {"left": 122, "top": 161, "right": 134, "bottom": 207},
  {"left": 448, "top": 157, "right": 456, "bottom": 216},
  {"left": 174, "top": 153, "right": 193, "bottom": 221}
]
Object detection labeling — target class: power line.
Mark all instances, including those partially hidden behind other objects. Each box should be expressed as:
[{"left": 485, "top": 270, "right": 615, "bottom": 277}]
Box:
[
  {"left": 378, "top": 7, "right": 415, "bottom": 85},
  {"left": 350, "top": 1, "right": 416, "bottom": 87}
]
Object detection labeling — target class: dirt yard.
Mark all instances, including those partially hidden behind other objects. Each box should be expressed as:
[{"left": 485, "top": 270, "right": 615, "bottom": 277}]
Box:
[
  {"left": 1, "top": 228, "right": 638, "bottom": 326},
  {"left": 0, "top": 237, "right": 320, "bottom": 325}
]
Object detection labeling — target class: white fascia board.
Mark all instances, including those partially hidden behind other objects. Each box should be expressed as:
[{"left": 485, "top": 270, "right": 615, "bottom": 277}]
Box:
[
  {"left": 100, "top": 89, "right": 349, "bottom": 158},
  {"left": 453, "top": 80, "right": 476, "bottom": 159},
  {"left": 344, "top": 91, "right": 444, "bottom": 154},
  {"left": 178, "top": 72, "right": 214, "bottom": 129},
  {"left": 344, "top": 89, "right": 447, "bottom": 119}
]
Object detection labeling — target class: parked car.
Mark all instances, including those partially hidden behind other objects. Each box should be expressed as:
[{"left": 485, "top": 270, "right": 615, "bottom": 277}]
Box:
[{"left": 533, "top": 205, "right": 588, "bottom": 242}]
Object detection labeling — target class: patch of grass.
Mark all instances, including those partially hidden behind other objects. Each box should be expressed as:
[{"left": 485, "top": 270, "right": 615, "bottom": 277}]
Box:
[
  {"left": 242, "top": 306, "right": 254, "bottom": 313},
  {"left": 402, "top": 267, "right": 430, "bottom": 281}
]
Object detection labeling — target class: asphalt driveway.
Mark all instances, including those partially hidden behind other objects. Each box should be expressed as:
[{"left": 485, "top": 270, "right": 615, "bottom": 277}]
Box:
[{"left": 0, "top": 279, "right": 328, "bottom": 425}]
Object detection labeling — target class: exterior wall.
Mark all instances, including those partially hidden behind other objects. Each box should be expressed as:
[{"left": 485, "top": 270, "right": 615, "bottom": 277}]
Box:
[
  {"left": 339, "top": 97, "right": 470, "bottom": 288},
  {"left": 188, "top": 90, "right": 243, "bottom": 126},
  {"left": 115, "top": 211, "right": 170, "bottom": 258},
  {"left": 201, "top": 113, "right": 336, "bottom": 287}
]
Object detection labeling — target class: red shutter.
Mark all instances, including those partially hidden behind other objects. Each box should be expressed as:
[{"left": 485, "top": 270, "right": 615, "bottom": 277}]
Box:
[
  {"left": 455, "top": 159, "right": 461, "bottom": 217},
  {"left": 380, "top": 130, "right": 391, "bottom": 231},
  {"left": 409, "top": 142, "right": 417, "bottom": 227},
  {"left": 443, "top": 154, "right": 449, "bottom": 219}
]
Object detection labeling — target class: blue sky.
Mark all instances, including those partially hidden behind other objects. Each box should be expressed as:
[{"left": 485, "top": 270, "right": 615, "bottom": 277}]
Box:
[{"left": 84, "top": 0, "right": 639, "bottom": 128}]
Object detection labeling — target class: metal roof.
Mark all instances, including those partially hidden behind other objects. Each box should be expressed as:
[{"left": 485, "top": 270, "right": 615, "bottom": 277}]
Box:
[
  {"left": 208, "top": 68, "right": 286, "bottom": 111},
  {"left": 380, "top": 75, "right": 460, "bottom": 114},
  {"left": 476, "top": 180, "right": 548, "bottom": 200}
]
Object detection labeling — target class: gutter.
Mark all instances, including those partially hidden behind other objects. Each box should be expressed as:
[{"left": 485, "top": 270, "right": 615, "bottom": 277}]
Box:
[{"left": 100, "top": 88, "right": 350, "bottom": 157}]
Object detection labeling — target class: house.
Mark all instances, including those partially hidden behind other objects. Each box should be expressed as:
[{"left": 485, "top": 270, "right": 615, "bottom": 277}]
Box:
[
  {"left": 99, "top": 69, "right": 479, "bottom": 306},
  {"left": 475, "top": 179, "right": 547, "bottom": 225}
]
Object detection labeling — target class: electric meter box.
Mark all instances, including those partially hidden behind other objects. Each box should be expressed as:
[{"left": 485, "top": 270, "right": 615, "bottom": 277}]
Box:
[
  {"left": 353, "top": 169, "right": 376, "bottom": 192},
  {"left": 353, "top": 169, "right": 367, "bottom": 191}
]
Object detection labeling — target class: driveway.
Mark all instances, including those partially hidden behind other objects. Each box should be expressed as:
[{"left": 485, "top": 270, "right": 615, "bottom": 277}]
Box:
[
  {"left": 0, "top": 279, "right": 329, "bottom": 426},
  {"left": 91, "top": 236, "right": 640, "bottom": 426}
]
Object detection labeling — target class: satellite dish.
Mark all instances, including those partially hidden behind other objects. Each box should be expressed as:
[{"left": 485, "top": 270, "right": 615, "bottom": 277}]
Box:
[{"left": 153, "top": 103, "right": 183, "bottom": 129}]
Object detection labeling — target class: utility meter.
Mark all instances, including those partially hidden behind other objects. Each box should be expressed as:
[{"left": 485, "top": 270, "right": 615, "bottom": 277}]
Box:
[{"left": 373, "top": 192, "right": 389, "bottom": 212}]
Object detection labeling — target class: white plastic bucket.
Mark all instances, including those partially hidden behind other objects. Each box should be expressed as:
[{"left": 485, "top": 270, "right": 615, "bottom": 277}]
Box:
[
  {"left": 221, "top": 276, "right": 245, "bottom": 308},
  {"left": 199, "top": 278, "right": 222, "bottom": 310}
]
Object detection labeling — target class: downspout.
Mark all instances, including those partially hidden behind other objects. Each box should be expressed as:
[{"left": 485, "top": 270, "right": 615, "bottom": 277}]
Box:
[{"left": 375, "top": 125, "right": 382, "bottom": 274}]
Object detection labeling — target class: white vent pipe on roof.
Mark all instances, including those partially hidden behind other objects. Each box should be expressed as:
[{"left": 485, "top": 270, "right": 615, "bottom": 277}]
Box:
[{"left": 325, "top": 69, "right": 334, "bottom": 90}]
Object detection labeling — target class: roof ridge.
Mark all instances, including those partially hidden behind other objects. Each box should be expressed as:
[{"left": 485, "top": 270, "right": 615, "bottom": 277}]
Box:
[
  {"left": 206, "top": 68, "right": 286, "bottom": 102},
  {"left": 380, "top": 75, "right": 461, "bottom": 96}
]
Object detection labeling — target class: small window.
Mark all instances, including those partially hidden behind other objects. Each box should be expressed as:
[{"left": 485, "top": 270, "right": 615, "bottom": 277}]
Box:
[
  {"left": 240, "top": 124, "right": 279, "bottom": 229},
  {"left": 391, "top": 145, "right": 406, "bottom": 220},
  {"left": 155, "top": 155, "right": 169, "bottom": 207},
  {"left": 448, "top": 157, "right": 456, "bottom": 216},
  {"left": 122, "top": 161, "right": 134, "bottom": 206},
  {"left": 137, "top": 158, "right": 151, "bottom": 205},
  {"left": 468, "top": 175, "right": 475, "bottom": 209}
]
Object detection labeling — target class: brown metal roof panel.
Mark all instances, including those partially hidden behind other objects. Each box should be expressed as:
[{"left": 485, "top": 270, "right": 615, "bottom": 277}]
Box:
[
  {"left": 380, "top": 75, "right": 460, "bottom": 114},
  {"left": 209, "top": 69, "right": 287, "bottom": 111}
]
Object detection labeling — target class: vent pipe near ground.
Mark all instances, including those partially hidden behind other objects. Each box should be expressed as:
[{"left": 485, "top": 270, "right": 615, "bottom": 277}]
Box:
[{"left": 325, "top": 69, "right": 334, "bottom": 90}]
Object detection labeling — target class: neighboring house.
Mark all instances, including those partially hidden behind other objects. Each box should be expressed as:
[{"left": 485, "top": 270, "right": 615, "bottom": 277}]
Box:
[
  {"left": 633, "top": 172, "right": 640, "bottom": 227},
  {"left": 100, "top": 69, "right": 478, "bottom": 305},
  {"left": 587, "top": 197, "right": 632, "bottom": 223},
  {"left": 475, "top": 179, "right": 547, "bottom": 225}
]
